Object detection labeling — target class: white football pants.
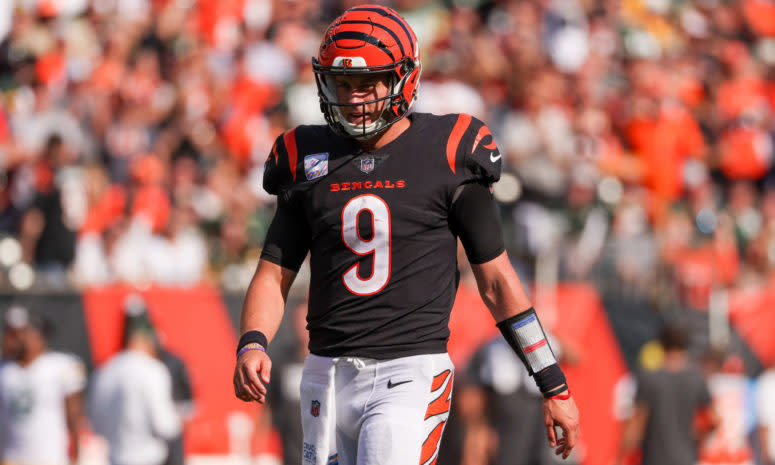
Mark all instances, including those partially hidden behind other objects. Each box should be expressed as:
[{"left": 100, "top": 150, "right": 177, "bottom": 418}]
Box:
[{"left": 300, "top": 352, "right": 454, "bottom": 465}]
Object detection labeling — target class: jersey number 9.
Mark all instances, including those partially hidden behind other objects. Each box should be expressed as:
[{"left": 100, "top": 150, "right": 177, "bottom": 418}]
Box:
[{"left": 341, "top": 194, "right": 391, "bottom": 295}]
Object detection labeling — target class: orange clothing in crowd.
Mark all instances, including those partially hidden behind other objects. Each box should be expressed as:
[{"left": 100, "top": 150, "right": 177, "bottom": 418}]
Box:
[
  {"left": 36, "top": 0, "right": 59, "bottom": 17},
  {"left": 80, "top": 186, "right": 127, "bottom": 237},
  {"left": 717, "top": 77, "right": 768, "bottom": 123},
  {"left": 595, "top": 135, "right": 644, "bottom": 182},
  {"left": 743, "top": 0, "right": 775, "bottom": 37},
  {"left": 222, "top": 78, "right": 279, "bottom": 167},
  {"left": 196, "top": 0, "right": 245, "bottom": 46},
  {"left": 719, "top": 126, "right": 773, "bottom": 180},
  {"left": 0, "top": 107, "right": 9, "bottom": 143},
  {"left": 625, "top": 103, "right": 706, "bottom": 221},
  {"left": 673, "top": 241, "right": 739, "bottom": 310},
  {"left": 90, "top": 58, "right": 126, "bottom": 93},
  {"left": 132, "top": 185, "right": 171, "bottom": 234},
  {"left": 677, "top": 74, "right": 706, "bottom": 109},
  {"left": 35, "top": 51, "right": 66, "bottom": 87},
  {"left": 131, "top": 154, "right": 166, "bottom": 186}
]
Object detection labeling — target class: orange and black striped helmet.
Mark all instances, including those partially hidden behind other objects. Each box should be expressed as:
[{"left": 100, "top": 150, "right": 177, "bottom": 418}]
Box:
[{"left": 312, "top": 4, "right": 421, "bottom": 139}]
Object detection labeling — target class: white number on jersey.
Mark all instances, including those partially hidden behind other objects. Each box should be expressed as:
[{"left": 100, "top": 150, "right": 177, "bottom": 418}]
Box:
[{"left": 341, "top": 194, "right": 391, "bottom": 295}]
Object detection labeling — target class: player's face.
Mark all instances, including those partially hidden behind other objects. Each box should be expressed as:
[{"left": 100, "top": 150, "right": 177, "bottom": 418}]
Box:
[
  {"left": 1, "top": 326, "right": 24, "bottom": 360},
  {"left": 333, "top": 73, "right": 392, "bottom": 126}
]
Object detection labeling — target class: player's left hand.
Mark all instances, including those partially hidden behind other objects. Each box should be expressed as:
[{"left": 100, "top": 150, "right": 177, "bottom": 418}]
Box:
[{"left": 543, "top": 394, "right": 580, "bottom": 459}]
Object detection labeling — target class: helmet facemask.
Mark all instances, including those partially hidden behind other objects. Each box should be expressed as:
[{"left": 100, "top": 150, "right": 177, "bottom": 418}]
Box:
[{"left": 313, "top": 56, "right": 420, "bottom": 140}]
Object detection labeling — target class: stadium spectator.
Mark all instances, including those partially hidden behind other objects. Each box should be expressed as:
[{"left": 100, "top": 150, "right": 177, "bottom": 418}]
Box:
[
  {"left": 89, "top": 308, "right": 180, "bottom": 465},
  {"left": 0, "top": 306, "right": 86, "bottom": 465},
  {"left": 616, "top": 324, "right": 716, "bottom": 465},
  {"left": 119, "top": 294, "right": 195, "bottom": 465},
  {"left": 698, "top": 351, "right": 755, "bottom": 465}
]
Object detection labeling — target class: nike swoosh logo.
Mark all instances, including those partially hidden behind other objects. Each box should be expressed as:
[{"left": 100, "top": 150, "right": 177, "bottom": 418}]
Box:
[
  {"left": 490, "top": 152, "right": 501, "bottom": 162},
  {"left": 387, "top": 379, "right": 412, "bottom": 389}
]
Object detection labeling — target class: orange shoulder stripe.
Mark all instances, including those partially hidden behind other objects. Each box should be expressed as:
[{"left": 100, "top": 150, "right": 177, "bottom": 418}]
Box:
[
  {"left": 446, "top": 114, "right": 472, "bottom": 174},
  {"left": 283, "top": 128, "right": 298, "bottom": 180},
  {"left": 472, "top": 125, "right": 497, "bottom": 152}
]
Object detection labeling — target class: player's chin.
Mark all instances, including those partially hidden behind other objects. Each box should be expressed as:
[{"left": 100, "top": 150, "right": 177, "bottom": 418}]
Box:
[{"left": 345, "top": 115, "right": 371, "bottom": 126}]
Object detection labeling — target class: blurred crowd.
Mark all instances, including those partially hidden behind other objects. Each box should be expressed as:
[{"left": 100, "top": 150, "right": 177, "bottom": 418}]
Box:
[{"left": 0, "top": 0, "right": 774, "bottom": 305}]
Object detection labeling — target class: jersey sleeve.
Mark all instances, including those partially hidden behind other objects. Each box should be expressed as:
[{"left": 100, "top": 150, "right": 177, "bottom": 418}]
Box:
[
  {"left": 448, "top": 114, "right": 502, "bottom": 185},
  {"left": 449, "top": 182, "right": 505, "bottom": 264},
  {"left": 260, "top": 193, "right": 311, "bottom": 272},
  {"left": 263, "top": 128, "right": 301, "bottom": 196}
]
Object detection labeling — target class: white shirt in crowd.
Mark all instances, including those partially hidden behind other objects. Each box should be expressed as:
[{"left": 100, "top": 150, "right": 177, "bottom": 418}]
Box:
[
  {"left": 0, "top": 352, "right": 86, "bottom": 465},
  {"left": 758, "top": 369, "right": 775, "bottom": 463},
  {"left": 89, "top": 350, "right": 180, "bottom": 465}
]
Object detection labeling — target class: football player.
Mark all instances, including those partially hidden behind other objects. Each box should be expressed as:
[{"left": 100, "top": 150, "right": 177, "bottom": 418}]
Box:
[{"left": 233, "top": 5, "right": 579, "bottom": 465}]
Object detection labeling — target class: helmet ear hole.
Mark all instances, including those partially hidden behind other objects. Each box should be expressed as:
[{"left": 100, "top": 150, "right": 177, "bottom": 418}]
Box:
[{"left": 401, "top": 60, "right": 413, "bottom": 75}]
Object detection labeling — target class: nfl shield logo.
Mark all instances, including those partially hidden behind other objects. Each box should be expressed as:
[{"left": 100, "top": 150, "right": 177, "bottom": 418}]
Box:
[
  {"left": 305, "top": 153, "right": 329, "bottom": 180},
  {"left": 311, "top": 400, "right": 321, "bottom": 417},
  {"left": 360, "top": 157, "right": 375, "bottom": 174}
]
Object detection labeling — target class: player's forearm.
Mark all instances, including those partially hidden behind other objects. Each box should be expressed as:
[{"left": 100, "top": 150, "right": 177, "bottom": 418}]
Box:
[
  {"left": 473, "top": 251, "right": 570, "bottom": 398},
  {"left": 471, "top": 252, "right": 533, "bottom": 321},
  {"left": 239, "top": 259, "right": 296, "bottom": 343}
]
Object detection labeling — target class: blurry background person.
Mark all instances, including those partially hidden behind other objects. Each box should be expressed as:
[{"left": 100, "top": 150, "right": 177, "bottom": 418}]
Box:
[
  {"left": 698, "top": 351, "right": 755, "bottom": 465},
  {"left": 616, "top": 324, "right": 716, "bottom": 465},
  {"left": 0, "top": 306, "right": 86, "bottom": 465},
  {"left": 89, "top": 308, "right": 180, "bottom": 465},
  {"left": 120, "top": 294, "right": 194, "bottom": 465},
  {"left": 17, "top": 134, "right": 77, "bottom": 278},
  {"left": 758, "top": 356, "right": 775, "bottom": 465}
]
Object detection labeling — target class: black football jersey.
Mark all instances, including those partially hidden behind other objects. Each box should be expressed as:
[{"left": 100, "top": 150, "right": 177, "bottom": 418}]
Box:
[{"left": 261, "top": 112, "right": 502, "bottom": 359}]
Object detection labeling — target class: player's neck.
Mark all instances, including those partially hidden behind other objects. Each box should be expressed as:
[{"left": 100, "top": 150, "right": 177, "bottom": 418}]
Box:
[{"left": 357, "top": 117, "right": 410, "bottom": 151}]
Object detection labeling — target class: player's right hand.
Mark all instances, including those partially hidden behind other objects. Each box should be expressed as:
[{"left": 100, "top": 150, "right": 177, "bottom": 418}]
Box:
[{"left": 233, "top": 349, "right": 272, "bottom": 403}]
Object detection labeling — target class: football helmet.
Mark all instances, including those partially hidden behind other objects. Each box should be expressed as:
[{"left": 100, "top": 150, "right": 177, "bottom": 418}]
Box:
[{"left": 312, "top": 5, "right": 421, "bottom": 139}]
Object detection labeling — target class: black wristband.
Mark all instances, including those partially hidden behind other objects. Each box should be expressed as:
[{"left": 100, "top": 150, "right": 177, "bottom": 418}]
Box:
[
  {"left": 535, "top": 364, "right": 567, "bottom": 395},
  {"left": 237, "top": 330, "right": 268, "bottom": 357}
]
